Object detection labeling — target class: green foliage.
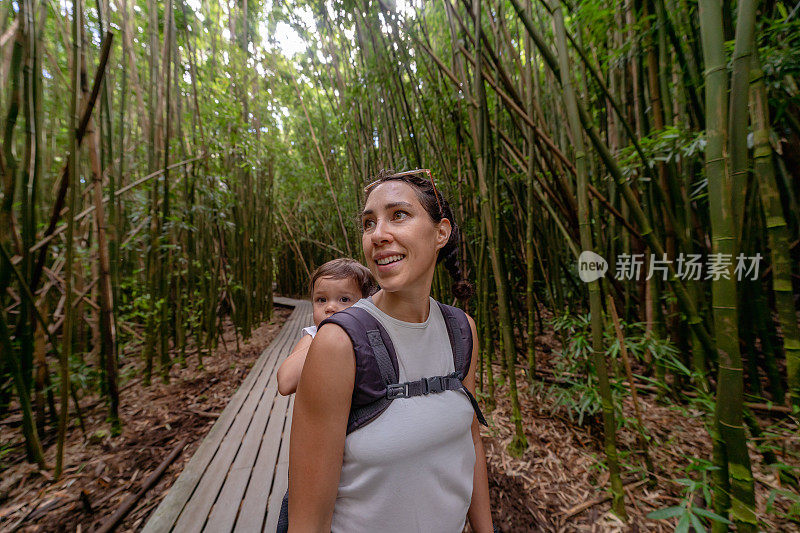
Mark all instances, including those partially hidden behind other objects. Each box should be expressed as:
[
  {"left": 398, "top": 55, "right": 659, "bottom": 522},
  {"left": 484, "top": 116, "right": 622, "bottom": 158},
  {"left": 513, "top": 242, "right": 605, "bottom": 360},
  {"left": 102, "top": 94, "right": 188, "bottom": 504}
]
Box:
[
  {"left": 616, "top": 125, "right": 705, "bottom": 186},
  {"left": 647, "top": 457, "right": 731, "bottom": 531},
  {"left": 766, "top": 488, "right": 800, "bottom": 524},
  {"left": 544, "top": 310, "right": 681, "bottom": 426}
]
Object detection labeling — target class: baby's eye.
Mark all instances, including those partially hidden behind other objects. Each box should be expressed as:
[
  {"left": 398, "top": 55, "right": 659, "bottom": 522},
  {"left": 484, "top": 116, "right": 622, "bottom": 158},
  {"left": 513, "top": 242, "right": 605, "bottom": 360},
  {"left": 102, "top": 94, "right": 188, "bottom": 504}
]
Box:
[
  {"left": 315, "top": 297, "right": 327, "bottom": 304},
  {"left": 340, "top": 296, "right": 351, "bottom": 303}
]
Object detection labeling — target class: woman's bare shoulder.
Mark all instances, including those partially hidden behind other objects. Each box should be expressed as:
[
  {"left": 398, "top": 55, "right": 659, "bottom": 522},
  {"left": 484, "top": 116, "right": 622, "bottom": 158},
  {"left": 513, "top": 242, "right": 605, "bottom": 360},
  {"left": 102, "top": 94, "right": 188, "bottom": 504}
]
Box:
[
  {"left": 313, "top": 321, "right": 352, "bottom": 347},
  {"left": 302, "top": 323, "right": 355, "bottom": 381}
]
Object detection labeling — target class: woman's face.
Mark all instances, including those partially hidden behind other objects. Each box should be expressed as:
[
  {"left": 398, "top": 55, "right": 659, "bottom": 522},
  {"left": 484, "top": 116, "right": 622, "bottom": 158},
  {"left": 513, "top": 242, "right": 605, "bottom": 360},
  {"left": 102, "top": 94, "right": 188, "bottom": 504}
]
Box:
[{"left": 360, "top": 181, "right": 451, "bottom": 296}]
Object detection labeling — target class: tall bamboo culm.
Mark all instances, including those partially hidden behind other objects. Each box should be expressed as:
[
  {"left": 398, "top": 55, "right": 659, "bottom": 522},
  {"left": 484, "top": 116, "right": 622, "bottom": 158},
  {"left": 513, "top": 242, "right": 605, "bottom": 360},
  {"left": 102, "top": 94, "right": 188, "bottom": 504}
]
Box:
[
  {"left": 698, "top": 0, "right": 756, "bottom": 529},
  {"left": 550, "top": 0, "right": 626, "bottom": 518}
]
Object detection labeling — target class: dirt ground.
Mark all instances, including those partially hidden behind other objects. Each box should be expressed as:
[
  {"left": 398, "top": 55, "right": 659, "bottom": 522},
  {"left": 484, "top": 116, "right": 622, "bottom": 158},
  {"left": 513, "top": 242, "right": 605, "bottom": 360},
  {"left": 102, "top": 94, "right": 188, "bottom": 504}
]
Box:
[
  {"left": 0, "top": 306, "right": 292, "bottom": 532},
  {"left": 479, "top": 323, "right": 800, "bottom": 532},
  {"left": 1, "top": 303, "right": 798, "bottom": 532}
]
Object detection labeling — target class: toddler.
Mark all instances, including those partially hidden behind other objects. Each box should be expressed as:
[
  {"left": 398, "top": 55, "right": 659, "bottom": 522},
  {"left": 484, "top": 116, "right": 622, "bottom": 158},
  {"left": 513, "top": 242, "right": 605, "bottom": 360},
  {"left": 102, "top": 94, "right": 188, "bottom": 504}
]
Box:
[{"left": 277, "top": 258, "right": 375, "bottom": 396}]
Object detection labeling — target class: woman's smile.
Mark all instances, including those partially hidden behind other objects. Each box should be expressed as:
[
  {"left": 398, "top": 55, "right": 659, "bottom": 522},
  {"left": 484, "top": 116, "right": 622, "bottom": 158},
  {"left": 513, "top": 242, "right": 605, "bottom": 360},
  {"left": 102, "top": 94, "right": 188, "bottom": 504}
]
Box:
[
  {"left": 374, "top": 253, "right": 406, "bottom": 277},
  {"left": 374, "top": 252, "right": 406, "bottom": 274},
  {"left": 375, "top": 253, "right": 405, "bottom": 266}
]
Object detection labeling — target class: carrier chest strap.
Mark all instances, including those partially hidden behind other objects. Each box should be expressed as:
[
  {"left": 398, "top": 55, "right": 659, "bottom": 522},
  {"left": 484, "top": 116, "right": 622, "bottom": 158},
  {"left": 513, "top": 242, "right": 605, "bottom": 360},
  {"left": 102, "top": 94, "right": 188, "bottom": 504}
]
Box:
[{"left": 385, "top": 371, "right": 488, "bottom": 427}]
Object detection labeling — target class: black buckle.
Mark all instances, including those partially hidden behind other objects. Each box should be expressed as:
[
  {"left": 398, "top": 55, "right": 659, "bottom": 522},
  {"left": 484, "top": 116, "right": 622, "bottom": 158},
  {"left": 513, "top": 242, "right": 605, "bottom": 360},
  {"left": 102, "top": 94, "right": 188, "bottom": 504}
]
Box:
[
  {"left": 386, "top": 383, "right": 408, "bottom": 399},
  {"left": 423, "top": 376, "right": 443, "bottom": 394}
]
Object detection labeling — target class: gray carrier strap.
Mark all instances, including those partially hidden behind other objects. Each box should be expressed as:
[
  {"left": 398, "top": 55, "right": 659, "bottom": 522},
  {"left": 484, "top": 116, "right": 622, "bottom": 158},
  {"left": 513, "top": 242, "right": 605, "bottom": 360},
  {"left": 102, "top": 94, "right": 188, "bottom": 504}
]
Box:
[
  {"left": 440, "top": 307, "right": 470, "bottom": 380},
  {"left": 366, "top": 330, "right": 398, "bottom": 385},
  {"left": 346, "top": 328, "right": 398, "bottom": 430},
  {"left": 386, "top": 372, "right": 463, "bottom": 398}
]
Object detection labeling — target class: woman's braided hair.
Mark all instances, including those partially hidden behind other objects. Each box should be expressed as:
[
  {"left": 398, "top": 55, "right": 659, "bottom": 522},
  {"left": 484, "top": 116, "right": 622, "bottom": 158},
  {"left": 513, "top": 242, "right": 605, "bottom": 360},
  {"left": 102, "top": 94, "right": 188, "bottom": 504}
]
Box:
[{"left": 363, "top": 169, "right": 474, "bottom": 301}]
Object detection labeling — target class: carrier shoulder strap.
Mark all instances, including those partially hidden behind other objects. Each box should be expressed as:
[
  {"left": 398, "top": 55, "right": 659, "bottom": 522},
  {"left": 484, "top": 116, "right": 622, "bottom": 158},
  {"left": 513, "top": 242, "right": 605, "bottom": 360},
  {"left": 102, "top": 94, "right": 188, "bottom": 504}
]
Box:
[
  {"left": 437, "top": 301, "right": 487, "bottom": 426},
  {"left": 436, "top": 301, "right": 473, "bottom": 380},
  {"left": 318, "top": 307, "right": 399, "bottom": 434}
]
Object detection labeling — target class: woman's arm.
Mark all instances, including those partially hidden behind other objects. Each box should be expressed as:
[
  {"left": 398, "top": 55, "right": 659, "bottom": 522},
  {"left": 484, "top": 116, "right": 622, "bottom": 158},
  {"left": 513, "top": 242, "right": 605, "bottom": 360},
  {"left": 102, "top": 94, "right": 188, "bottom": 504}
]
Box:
[
  {"left": 276, "top": 335, "right": 313, "bottom": 396},
  {"left": 464, "top": 315, "right": 495, "bottom": 533},
  {"left": 287, "top": 323, "right": 355, "bottom": 532}
]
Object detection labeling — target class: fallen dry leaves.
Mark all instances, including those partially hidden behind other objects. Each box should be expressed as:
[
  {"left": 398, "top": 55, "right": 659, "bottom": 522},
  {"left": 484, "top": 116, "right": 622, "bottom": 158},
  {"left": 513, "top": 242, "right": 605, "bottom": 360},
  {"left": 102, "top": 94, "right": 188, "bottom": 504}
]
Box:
[{"left": 473, "top": 306, "right": 799, "bottom": 532}]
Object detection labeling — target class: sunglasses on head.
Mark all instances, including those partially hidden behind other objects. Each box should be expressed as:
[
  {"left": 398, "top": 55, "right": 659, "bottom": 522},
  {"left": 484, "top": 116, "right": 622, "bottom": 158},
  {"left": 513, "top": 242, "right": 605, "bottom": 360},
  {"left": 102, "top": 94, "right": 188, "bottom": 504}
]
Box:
[{"left": 363, "top": 168, "right": 443, "bottom": 214}]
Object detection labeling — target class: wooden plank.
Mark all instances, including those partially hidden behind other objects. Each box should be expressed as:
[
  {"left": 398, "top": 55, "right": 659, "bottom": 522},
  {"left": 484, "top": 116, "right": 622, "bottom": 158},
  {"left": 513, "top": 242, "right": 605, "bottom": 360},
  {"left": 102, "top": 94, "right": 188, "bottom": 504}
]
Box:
[
  {"left": 233, "top": 393, "right": 291, "bottom": 531},
  {"left": 263, "top": 396, "right": 294, "bottom": 533},
  {"left": 272, "top": 296, "right": 306, "bottom": 308},
  {"left": 203, "top": 375, "right": 285, "bottom": 529},
  {"left": 235, "top": 307, "right": 309, "bottom": 531},
  {"left": 171, "top": 315, "right": 303, "bottom": 533},
  {"left": 142, "top": 302, "right": 307, "bottom": 533},
  {"left": 142, "top": 349, "right": 274, "bottom": 533},
  {"left": 188, "top": 304, "right": 309, "bottom": 531}
]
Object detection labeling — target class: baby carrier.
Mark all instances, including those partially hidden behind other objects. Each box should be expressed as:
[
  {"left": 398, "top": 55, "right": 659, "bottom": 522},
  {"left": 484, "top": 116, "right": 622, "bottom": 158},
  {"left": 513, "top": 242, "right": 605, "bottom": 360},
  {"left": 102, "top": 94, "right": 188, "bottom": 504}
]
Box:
[{"left": 276, "top": 301, "right": 487, "bottom": 532}]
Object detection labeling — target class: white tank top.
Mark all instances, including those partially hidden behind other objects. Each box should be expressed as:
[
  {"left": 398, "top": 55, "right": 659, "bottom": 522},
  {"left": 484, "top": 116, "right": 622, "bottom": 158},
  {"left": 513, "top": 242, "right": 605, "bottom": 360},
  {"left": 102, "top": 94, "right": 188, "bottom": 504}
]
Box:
[{"left": 330, "top": 297, "right": 476, "bottom": 532}]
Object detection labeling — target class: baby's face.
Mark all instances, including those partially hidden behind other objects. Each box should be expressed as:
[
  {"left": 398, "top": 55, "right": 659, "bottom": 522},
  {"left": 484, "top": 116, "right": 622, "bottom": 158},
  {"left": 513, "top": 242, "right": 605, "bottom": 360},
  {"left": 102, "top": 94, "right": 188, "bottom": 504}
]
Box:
[{"left": 312, "top": 276, "right": 363, "bottom": 326}]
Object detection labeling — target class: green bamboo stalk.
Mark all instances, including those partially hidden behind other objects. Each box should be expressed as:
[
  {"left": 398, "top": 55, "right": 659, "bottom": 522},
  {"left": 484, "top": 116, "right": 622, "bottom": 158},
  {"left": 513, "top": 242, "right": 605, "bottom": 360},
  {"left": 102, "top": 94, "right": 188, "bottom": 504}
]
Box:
[
  {"left": 1, "top": 6, "right": 23, "bottom": 294},
  {"left": 728, "top": 0, "right": 758, "bottom": 244},
  {"left": 0, "top": 310, "right": 45, "bottom": 467},
  {"left": 525, "top": 145, "right": 536, "bottom": 380},
  {"left": 471, "top": 0, "right": 527, "bottom": 456},
  {"left": 158, "top": 0, "right": 173, "bottom": 384},
  {"left": 476, "top": 221, "right": 496, "bottom": 407},
  {"left": 87, "top": 99, "right": 119, "bottom": 432},
  {"left": 524, "top": 14, "right": 537, "bottom": 382},
  {"left": 698, "top": 0, "right": 756, "bottom": 529},
  {"left": 19, "top": 0, "right": 37, "bottom": 408},
  {"left": 29, "top": 0, "right": 48, "bottom": 436},
  {"left": 57, "top": 0, "right": 83, "bottom": 479},
  {"left": 0, "top": 2, "right": 45, "bottom": 468},
  {"left": 550, "top": 0, "right": 626, "bottom": 517},
  {"left": 750, "top": 56, "right": 799, "bottom": 406}
]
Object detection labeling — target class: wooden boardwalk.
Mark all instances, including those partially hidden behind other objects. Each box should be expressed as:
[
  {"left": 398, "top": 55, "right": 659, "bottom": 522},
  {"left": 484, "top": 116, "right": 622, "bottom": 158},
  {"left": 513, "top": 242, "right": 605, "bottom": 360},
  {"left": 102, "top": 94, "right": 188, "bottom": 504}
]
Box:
[{"left": 143, "top": 297, "right": 311, "bottom": 533}]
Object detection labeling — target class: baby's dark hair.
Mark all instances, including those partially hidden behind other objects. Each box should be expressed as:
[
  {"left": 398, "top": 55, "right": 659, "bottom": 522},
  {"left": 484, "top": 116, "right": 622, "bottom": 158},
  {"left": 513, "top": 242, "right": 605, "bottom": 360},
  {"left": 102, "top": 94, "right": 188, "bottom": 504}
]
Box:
[
  {"left": 363, "top": 169, "right": 474, "bottom": 301},
  {"left": 309, "top": 258, "right": 376, "bottom": 298}
]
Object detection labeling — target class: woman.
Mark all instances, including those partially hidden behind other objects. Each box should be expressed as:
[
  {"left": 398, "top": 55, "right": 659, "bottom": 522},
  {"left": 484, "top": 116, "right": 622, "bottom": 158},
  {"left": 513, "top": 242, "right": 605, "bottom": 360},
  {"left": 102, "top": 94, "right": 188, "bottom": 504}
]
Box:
[{"left": 288, "top": 170, "right": 494, "bottom": 532}]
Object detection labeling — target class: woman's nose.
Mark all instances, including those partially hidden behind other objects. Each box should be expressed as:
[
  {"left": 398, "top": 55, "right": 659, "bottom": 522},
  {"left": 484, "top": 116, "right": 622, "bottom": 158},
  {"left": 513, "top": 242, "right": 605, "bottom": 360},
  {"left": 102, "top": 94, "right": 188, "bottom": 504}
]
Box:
[{"left": 370, "top": 218, "right": 392, "bottom": 245}]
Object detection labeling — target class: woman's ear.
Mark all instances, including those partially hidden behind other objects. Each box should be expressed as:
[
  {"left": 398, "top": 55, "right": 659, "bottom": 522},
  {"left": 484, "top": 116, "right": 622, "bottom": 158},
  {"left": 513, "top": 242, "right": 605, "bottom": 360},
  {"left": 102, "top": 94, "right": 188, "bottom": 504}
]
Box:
[{"left": 436, "top": 218, "right": 452, "bottom": 251}]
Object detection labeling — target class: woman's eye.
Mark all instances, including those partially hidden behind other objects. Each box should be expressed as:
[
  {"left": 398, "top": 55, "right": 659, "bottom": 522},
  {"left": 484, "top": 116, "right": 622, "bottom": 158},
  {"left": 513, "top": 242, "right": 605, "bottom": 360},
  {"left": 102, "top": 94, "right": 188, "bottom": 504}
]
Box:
[
  {"left": 393, "top": 210, "right": 408, "bottom": 220},
  {"left": 362, "top": 219, "right": 375, "bottom": 230}
]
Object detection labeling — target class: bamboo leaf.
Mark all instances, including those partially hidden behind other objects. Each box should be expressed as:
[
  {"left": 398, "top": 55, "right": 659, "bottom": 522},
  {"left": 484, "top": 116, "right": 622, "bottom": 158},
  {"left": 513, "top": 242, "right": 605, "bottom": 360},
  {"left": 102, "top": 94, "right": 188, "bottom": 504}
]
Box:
[
  {"left": 647, "top": 506, "right": 685, "bottom": 519},
  {"left": 693, "top": 507, "right": 732, "bottom": 524},
  {"left": 675, "top": 512, "right": 691, "bottom": 533}
]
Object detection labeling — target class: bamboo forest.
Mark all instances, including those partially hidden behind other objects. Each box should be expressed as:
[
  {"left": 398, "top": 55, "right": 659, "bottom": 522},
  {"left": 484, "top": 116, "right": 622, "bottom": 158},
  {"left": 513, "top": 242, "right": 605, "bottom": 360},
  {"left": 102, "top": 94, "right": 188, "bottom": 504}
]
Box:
[{"left": 1, "top": 0, "right": 799, "bottom": 530}]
